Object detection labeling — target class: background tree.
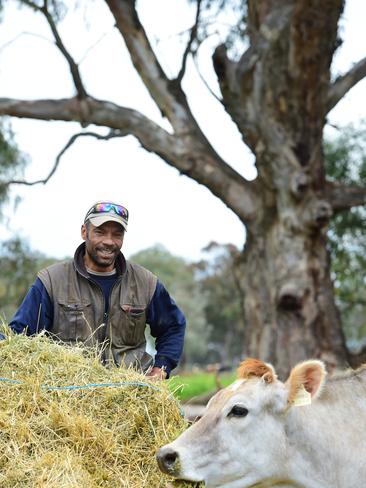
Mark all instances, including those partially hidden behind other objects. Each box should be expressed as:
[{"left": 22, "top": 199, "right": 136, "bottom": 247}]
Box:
[
  {"left": 0, "top": 117, "right": 35, "bottom": 320},
  {"left": 195, "top": 241, "right": 245, "bottom": 366},
  {"left": 0, "top": 237, "right": 54, "bottom": 321},
  {"left": 325, "top": 123, "right": 366, "bottom": 357},
  {"left": 0, "top": 1, "right": 366, "bottom": 376},
  {"left": 131, "top": 245, "right": 210, "bottom": 367},
  {"left": 0, "top": 119, "right": 26, "bottom": 208}
]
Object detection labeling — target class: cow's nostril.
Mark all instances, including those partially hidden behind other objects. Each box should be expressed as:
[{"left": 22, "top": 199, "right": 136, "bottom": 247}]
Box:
[
  {"left": 157, "top": 447, "right": 179, "bottom": 474},
  {"left": 165, "top": 451, "right": 178, "bottom": 466}
]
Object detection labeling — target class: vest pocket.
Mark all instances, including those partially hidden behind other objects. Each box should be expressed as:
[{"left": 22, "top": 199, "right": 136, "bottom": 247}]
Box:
[
  {"left": 111, "top": 306, "right": 147, "bottom": 347},
  {"left": 57, "top": 301, "right": 93, "bottom": 343}
]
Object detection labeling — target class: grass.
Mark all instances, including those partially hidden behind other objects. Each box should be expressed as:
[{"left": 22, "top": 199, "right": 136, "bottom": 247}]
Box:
[{"left": 168, "top": 370, "right": 237, "bottom": 402}]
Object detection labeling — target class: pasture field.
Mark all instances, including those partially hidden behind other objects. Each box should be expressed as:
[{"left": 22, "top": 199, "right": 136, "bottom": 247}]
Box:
[{"left": 168, "top": 370, "right": 236, "bottom": 402}]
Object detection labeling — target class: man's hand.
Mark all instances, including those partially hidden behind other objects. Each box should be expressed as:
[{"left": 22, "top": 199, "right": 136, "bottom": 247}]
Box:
[{"left": 146, "top": 366, "right": 167, "bottom": 380}]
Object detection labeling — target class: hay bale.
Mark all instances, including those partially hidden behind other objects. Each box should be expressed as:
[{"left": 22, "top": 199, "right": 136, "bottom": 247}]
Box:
[{"left": 0, "top": 326, "right": 202, "bottom": 487}]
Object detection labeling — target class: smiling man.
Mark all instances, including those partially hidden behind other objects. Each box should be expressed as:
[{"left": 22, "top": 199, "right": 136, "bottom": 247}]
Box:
[{"left": 9, "top": 201, "right": 186, "bottom": 379}]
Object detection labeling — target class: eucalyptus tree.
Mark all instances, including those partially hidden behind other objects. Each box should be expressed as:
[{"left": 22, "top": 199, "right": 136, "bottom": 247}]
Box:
[{"left": 1, "top": 0, "right": 366, "bottom": 375}]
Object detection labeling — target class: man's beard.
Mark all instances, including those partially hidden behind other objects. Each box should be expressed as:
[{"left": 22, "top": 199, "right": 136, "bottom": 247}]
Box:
[{"left": 88, "top": 245, "right": 119, "bottom": 268}]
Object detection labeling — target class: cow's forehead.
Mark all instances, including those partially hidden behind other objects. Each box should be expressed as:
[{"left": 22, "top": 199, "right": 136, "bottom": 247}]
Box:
[
  {"left": 208, "top": 378, "right": 261, "bottom": 409},
  {"left": 228, "top": 379, "right": 245, "bottom": 391}
]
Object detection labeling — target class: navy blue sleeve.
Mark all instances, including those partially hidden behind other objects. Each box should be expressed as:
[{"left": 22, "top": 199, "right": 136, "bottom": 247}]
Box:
[
  {"left": 147, "top": 280, "right": 186, "bottom": 377},
  {"left": 9, "top": 277, "right": 54, "bottom": 335}
]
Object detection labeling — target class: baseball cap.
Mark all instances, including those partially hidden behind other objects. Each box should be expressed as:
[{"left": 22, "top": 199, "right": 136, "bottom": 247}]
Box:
[{"left": 84, "top": 201, "right": 129, "bottom": 231}]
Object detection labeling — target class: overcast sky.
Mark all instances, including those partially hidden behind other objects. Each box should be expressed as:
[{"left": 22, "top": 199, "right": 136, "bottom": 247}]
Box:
[{"left": 0, "top": 0, "right": 365, "bottom": 262}]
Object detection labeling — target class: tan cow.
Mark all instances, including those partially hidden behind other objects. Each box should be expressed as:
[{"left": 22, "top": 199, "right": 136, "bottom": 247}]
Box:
[{"left": 157, "top": 358, "right": 366, "bottom": 488}]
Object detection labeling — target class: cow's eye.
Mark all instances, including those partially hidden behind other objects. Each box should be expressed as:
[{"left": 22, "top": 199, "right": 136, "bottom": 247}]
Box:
[{"left": 228, "top": 405, "right": 249, "bottom": 417}]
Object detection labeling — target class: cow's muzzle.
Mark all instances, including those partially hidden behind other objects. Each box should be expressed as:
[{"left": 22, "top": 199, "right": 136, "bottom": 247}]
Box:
[{"left": 156, "top": 446, "right": 180, "bottom": 476}]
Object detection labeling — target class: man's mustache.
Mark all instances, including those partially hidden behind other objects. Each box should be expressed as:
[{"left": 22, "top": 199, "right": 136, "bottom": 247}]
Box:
[{"left": 96, "top": 246, "right": 118, "bottom": 253}]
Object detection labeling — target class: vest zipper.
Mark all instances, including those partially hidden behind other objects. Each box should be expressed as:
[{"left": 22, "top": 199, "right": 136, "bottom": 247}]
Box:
[
  {"left": 87, "top": 277, "right": 121, "bottom": 363},
  {"left": 85, "top": 278, "right": 107, "bottom": 342}
]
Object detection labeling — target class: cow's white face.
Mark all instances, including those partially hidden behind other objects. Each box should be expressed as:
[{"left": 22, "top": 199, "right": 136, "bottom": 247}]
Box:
[
  {"left": 157, "top": 359, "right": 326, "bottom": 488},
  {"left": 158, "top": 378, "right": 289, "bottom": 487}
]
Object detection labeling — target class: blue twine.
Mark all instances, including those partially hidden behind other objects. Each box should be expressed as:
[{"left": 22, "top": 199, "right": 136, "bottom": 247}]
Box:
[
  {"left": 0, "top": 377, "right": 161, "bottom": 392},
  {"left": 0, "top": 376, "right": 185, "bottom": 416},
  {"left": 0, "top": 377, "right": 22, "bottom": 384},
  {"left": 45, "top": 380, "right": 163, "bottom": 392}
]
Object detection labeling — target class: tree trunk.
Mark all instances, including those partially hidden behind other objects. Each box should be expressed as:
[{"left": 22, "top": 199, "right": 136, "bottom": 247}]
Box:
[
  {"left": 241, "top": 177, "right": 348, "bottom": 379},
  {"left": 213, "top": 0, "right": 351, "bottom": 377}
]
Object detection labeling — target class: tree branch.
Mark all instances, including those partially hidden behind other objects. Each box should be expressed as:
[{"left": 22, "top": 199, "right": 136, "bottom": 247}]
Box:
[
  {"left": 0, "top": 95, "right": 176, "bottom": 148},
  {"left": 78, "top": 30, "right": 112, "bottom": 65},
  {"left": 326, "top": 180, "right": 366, "bottom": 212},
  {"left": 327, "top": 56, "right": 366, "bottom": 113},
  {"left": 2, "top": 130, "right": 124, "bottom": 187},
  {"left": 0, "top": 95, "right": 259, "bottom": 223},
  {"left": 102, "top": 1, "right": 259, "bottom": 221},
  {"left": 22, "top": 0, "right": 88, "bottom": 99},
  {"left": 192, "top": 51, "right": 222, "bottom": 104},
  {"left": 175, "top": 0, "right": 202, "bottom": 84},
  {"left": 213, "top": 44, "right": 259, "bottom": 151},
  {"left": 0, "top": 31, "right": 53, "bottom": 53},
  {"left": 105, "top": 0, "right": 192, "bottom": 130}
]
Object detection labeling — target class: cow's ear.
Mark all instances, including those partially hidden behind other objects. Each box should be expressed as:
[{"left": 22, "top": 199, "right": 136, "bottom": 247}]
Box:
[
  {"left": 237, "top": 358, "right": 277, "bottom": 384},
  {"left": 286, "top": 360, "right": 326, "bottom": 405}
]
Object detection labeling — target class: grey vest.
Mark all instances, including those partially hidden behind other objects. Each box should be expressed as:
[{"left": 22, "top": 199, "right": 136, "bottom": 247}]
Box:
[{"left": 38, "top": 243, "right": 157, "bottom": 371}]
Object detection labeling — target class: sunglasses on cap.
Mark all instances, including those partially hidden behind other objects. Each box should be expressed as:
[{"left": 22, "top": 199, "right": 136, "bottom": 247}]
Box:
[{"left": 84, "top": 202, "right": 129, "bottom": 222}]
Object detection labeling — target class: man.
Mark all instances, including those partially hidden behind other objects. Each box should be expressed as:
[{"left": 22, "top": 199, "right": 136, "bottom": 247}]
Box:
[{"left": 8, "top": 201, "right": 186, "bottom": 379}]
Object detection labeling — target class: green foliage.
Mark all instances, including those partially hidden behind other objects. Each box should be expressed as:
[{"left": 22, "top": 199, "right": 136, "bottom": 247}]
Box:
[
  {"left": 0, "top": 237, "right": 54, "bottom": 321},
  {"left": 325, "top": 123, "right": 366, "bottom": 348},
  {"left": 195, "top": 242, "right": 245, "bottom": 365},
  {"left": 131, "top": 243, "right": 246, "bottom": 368},
  {"left": 131, "top": 244, "right": 193, "bottom": 292},
  {"left": 168, "top": 370, "right": 236, "bottom": 402},
  {"left": 0, "top": 120, "right": 27, "bottom": 210},
  {"left": 324, "top": 124, "right": 366, "bottom": 185},
  {"left": 130, "top": 245, "right": 211, "bottom": 366}
]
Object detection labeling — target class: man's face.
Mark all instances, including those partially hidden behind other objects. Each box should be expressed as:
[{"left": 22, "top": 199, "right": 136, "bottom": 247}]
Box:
[{"left": 81, "top": 221, "right": 124, "bottom": 272}]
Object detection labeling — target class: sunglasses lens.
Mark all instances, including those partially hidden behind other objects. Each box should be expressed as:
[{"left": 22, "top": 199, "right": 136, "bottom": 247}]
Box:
[
  {"left": 92, "top": 202, "right": 128, "bottom": 218},
  {"left": 94, "top": 203, "right": 111, "bottom": 213}
]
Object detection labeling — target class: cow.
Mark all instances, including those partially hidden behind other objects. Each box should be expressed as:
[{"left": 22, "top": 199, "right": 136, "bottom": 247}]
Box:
[{"left": 157, "top": 358, "right": 366, "bottom": 488}]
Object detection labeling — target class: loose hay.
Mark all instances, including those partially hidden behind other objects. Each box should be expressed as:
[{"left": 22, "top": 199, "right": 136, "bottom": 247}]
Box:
[{"left": 0, "top": 326, "right": 202, "bottom": 487}]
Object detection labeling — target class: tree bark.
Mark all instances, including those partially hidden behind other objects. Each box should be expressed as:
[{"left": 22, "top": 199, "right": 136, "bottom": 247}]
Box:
[
  {"left": 214, "top": 0, "right": 351, "bottom": 377},
  {"left": 242, "top": 195, "right": 348, "bottom": 379}
]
